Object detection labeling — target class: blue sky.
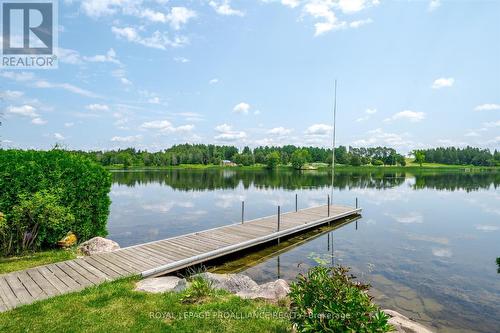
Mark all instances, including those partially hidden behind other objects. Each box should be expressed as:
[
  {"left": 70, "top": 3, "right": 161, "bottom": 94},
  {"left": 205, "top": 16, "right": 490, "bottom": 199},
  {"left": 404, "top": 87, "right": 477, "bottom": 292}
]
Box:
[{"left": 1, "top": 0, "right": 499, "bottom": 153}]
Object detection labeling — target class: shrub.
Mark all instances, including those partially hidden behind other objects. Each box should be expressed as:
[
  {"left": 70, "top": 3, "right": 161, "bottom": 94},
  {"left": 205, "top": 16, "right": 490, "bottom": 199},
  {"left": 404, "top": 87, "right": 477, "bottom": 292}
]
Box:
[
  {"left": 289, "top": 265, "right": 392, "bottom": 333},
  {"left": 10, "top": 190, "right": 75, "bottom": 252},
  {"left": 371, "top": 158, "right": 384, "bottom": 166},
  {"left": 0, "top": 149, "right": 112, "bottom": 255}
]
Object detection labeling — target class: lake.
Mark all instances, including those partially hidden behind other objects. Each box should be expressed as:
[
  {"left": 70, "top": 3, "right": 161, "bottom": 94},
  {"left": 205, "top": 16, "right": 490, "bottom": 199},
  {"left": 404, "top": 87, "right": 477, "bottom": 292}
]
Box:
[{"left": 108, "top": 169, "right": 500, "bottom": 333}]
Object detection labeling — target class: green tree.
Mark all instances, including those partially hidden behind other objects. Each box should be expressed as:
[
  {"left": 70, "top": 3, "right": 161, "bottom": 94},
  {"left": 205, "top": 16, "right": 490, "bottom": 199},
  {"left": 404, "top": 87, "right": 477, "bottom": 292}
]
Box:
[
  {"left": 350, "top": 155, "right": 362, "bottom": 166},
  {"left": 414, "top": 150, "right": 425, "bottom": 167},
  {"left": 291, "top": 149, "right": 310, "bottom": 170},
  {"left": 265, "top": 152, "right": 280, "bottom": 169}
]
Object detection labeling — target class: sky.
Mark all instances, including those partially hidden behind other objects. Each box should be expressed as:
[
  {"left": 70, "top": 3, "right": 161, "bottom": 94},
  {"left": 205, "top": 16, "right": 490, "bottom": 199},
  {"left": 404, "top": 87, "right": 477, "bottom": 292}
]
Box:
[{"left": 0, "top": 0, "right": 499, "bottom": 153}]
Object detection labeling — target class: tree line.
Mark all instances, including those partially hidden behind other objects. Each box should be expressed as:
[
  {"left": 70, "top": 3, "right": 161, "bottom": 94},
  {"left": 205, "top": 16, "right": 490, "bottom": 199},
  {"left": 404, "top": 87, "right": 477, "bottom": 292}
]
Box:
[
  {"left": 413, "top": 147, "right": 500, "bottom": 167},
  {"left": 77, "top": 144, "right": 500, "bottom": 169},
  {"left": 80, "top": 144, "right": 409, "bottom": 169}
]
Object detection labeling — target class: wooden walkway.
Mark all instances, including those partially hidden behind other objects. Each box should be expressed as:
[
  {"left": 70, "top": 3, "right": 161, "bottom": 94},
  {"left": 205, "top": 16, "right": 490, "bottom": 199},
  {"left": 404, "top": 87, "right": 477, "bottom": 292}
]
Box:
[{"left": 0, "top": 204, "right": 361, "bottom": 312}]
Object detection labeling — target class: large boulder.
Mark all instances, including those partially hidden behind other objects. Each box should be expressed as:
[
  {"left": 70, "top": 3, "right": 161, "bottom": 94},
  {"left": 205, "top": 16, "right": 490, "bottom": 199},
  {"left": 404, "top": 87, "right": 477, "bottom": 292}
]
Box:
[
  {"left": 196, "top": 272, "right": 258, "bottom": 293},
  {"left": 384, "top": 309, "right": 434, "bottom": 333},
  {"left": 135, "top": 276, "right": 188, "bottom": 293},
  {"left": 236, "top": 279, "right": 290, "bottom": 301},
  {"left": 77, "top": 237, "right": 120, "bottom": 256}
]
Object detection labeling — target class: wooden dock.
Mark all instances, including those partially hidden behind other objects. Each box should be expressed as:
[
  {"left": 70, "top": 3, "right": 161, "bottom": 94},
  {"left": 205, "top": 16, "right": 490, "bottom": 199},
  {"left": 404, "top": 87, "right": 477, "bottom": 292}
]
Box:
[{"left": 0, "top": 204, "right": 361, "bottom": 312}]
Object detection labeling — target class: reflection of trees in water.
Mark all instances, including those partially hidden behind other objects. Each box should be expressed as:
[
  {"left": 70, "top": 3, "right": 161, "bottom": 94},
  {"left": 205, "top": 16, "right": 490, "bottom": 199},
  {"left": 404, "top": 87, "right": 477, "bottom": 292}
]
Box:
[
  {"left": 413, "top": 172, "right": 499, "bottom": 192},
  {"left": 112, "top": 169, "right": 406, "bottom": 190},
  {"left": 111, "top": 169, "right": 498, "bottom": 191}
]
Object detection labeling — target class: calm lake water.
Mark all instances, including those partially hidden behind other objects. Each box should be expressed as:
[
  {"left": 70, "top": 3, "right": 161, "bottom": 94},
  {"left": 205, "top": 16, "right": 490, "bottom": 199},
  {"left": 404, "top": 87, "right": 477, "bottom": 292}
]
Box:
[{"left": 108, "top": 169, "right": 500, "bottom": 333}]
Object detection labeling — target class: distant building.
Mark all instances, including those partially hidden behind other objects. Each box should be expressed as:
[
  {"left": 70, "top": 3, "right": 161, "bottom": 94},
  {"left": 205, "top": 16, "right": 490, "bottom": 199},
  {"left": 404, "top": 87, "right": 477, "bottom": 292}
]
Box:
[{"left": 221, "top": 160, "right": 237, "bottom": 167}]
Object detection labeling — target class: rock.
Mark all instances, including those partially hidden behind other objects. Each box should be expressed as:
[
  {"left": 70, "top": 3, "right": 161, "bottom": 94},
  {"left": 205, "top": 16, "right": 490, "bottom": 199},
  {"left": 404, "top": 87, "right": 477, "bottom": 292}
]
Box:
[
  {"left": 135, "top": 276, "right": 188, "bottom": 293},
  {"left": 196, "top": 272, "right": 258, "bottom": 293},
  {"left": 384, "top": 309, "right": 434, "bottom": 333},
  {"left": 77, "top": 237, "right": 120, "bottom": 255},
  {"left": 58, "top": 231, "right": 77, "bottom": 248},
  {"left": 236, "top": 279, "right": 290, "bottom": 301}
]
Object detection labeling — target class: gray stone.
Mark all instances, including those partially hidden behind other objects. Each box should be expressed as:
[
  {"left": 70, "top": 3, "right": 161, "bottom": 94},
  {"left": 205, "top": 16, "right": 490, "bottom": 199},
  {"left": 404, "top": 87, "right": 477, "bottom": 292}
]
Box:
[
  {"left": 236, "top": 279, "right": 290, "bottom": 301},
  {"left": 196, "top": 272, "right": 258, "bottom": 293},
  {"left": 77, "top": 237, "right": 120, "bottom": 256},
  {"left": 135, "top": 276, "right": 188, "bottom": 293},
  {"left": 384, "top": 309, "right": 434, "bottom": 333}
]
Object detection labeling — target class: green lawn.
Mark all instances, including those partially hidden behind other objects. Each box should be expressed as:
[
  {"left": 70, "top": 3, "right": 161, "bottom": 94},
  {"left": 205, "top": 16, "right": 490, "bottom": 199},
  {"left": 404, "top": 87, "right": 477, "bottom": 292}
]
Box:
[
  {"left": 0, "top": 249, "right": 77, "bottom": 274},
  {"left": 0, "top": 277, "right": 290, "bottom": 333}
]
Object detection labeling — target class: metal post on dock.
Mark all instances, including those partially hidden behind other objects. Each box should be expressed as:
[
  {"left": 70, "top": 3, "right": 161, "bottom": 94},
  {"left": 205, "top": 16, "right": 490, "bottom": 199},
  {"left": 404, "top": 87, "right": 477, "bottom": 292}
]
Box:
[
  {"left": 277, "top": 205, "right": 281, "bottom": 232},
  {"left": 295, "top": 194, "right": 298, "bottom": 212},
  {"left": 327, "top": 194, "right": 330, "bottom": 217},
  {"left": 355, "top": 197, "right": 358, "bottom": 209},
  {"left": 241, "top": 201, "right": 245, "bottom": 224}
]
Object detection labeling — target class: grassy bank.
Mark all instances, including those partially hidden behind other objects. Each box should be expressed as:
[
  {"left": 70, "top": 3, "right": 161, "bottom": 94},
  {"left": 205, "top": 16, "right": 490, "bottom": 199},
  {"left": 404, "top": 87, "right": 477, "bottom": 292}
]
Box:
[
  {"left": 0, "top": 249, "right": 77, "bottom": 274},
  {"left": 0, "top": 277, "right": 289, "bottom": 333},
  {"left": 106, "top": 163, "right": 499, "bottom": 172}
]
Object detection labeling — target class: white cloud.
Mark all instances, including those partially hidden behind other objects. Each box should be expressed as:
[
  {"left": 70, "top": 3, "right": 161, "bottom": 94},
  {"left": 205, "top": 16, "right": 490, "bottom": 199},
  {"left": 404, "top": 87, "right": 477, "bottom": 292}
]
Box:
[
  {"left": 86, "top": 104, "right": 110, "bottom": 111},
  {"left": 140, "top": 120, "right": 194, "bottom": 133},
  {"left": 464, "top": 130, "right": 480, "bottom": 137},
  {"left": 214, "top": 123, "right": 247, "bottom": 142},
  {"left": 167, "top": 7, "right": 197, "bottom": 30},
  {"left": 268, "top": 127, "right": 293, "bottom": 136},
  {"left": 64, "top": 122, "right": 75, "bottom": 127},
  {"left": 54, "top": 133, "right": 65, "bottom": 140},
  {"left": 356, "top": 108, "right": 377, "bottom": 121},
  {"left": 112, "top": 26, "right": 188, "bottom": 49},
  {"left": 215, "top": 123, "right": 232, "bottom": 133},
  {"left": 112, "top": 69, "right": 132, "bottom": 86},
  {"left": 31, "top": 118, "right": 47, "bottom": 125},
  {"left": 209, "top": 0, "right": 245, "bottom": 16},
  {"left": 335, "top": 0, "right": 377, "bottom": 14},
  {"left": 111, "top": 135, "right": 142, "bottom": 143},
  {"left": 432, "top": 77, "right": 454, "bottom": 89},
  {"left": 174, "top": 56, "right": 190, "bottom": 63},
  {"left": 233, "top": 102, "right": 251, "bottom": 114},
  {"left": 209, "top": 78, "right": 219, "bottom": 84},
  {"left": 305, "top": 123, "right": 333, "bottom": 136},
  {"left": 428, "top": 0, "right": 441, "bottom": 11},
  {"left": 6, "top": 105, "right": 38, "bottom": 118},
  {"left": 0, "top": 90, "right": 24, "bottom": 99},
  {"left": 83, "top": 48, "right": 121, "bottom": 64},
  {"left": 34, "top": 80, "right": 99, "bottom": 98},
  {"left": 0, "top": 71, "right": 35, "bottom": 82},
  {"left": 353, "top": 128, "right": 412, "bottom": 147},
  {"left": 148, "top": 97, "right": 161, "bottom": 104},
  {"left": 384, "top": 110, "right": 425, "bottom": 122},
  {"left": 282, "top": 0, "right": 300, "bottom": 8},
  {"left": 80, "top": 0, "right": 136, "bottom": 17},
  {"left": 56, "top": 48, "right": 83, "bottom": 65},
  {"left": 474, "top": 103, "right": 500, "bottom": 111},
  {"left": 483, "top": 120, "right": 500, "bottom": 128},
  {"left": 304, "top": 1, "right": 344, "bottom": 36},
  {"left": 349, "top": 18, "right": 373, "bottom": 28}
]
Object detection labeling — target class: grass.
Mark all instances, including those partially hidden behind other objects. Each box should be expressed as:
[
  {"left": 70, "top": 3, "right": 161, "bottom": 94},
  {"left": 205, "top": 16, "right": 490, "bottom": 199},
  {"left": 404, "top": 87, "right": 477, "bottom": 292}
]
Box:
[
  {"left": 0, "top": 249, "right": 77, "bottom": 274},
  {"left": 0, "top": 276, "right": 290, "bottom": 333}
]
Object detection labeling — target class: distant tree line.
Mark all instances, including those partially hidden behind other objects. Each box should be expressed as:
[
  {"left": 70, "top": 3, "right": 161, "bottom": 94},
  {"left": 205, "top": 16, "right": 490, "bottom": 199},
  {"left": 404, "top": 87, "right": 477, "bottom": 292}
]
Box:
[
  {"left": 413, "top": 147, "right": 500, "bottom": 167},
  {"left": 77, "top": 144, "right": 499, "bottom": 169},
  {"left": 80, "top": 144, "right": 408, "bottom": 169}
]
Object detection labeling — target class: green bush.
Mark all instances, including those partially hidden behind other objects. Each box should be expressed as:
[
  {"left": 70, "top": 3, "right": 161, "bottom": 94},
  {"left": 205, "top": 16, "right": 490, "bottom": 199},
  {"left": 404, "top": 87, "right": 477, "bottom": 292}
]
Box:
[
  {"left": 289, "top": 265, "right": 392, "bottom": 333},
  {"left": 10, "top": 190, "right": 74, "bottom": 252},
  {"left": 0, "top": 149, "right": 112, "bottom": 255}
]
